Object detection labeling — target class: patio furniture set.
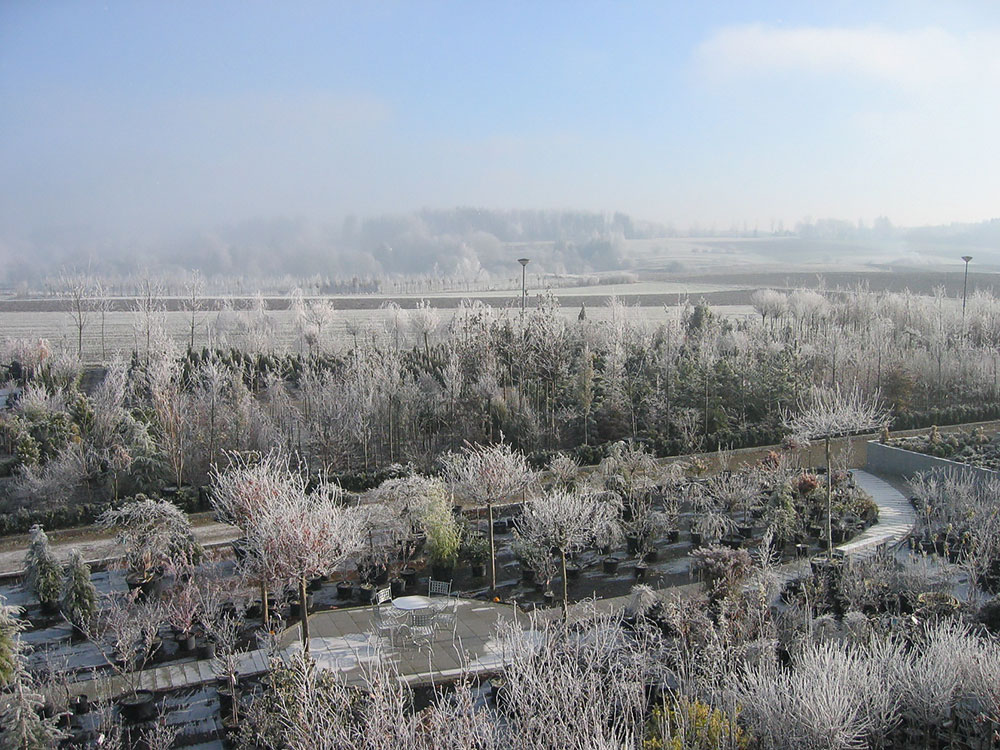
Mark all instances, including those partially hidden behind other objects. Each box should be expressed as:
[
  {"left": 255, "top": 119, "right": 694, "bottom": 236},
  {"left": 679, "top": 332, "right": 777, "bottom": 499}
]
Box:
[{"left": 370, "top": 579, "right": 459, "bottom": 650}]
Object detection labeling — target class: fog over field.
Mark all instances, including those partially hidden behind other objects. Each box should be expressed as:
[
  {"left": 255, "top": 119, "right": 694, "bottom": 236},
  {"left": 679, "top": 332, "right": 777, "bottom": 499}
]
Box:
[{"left": 4, "top": 4, "right": 1000, "bottom": 289}]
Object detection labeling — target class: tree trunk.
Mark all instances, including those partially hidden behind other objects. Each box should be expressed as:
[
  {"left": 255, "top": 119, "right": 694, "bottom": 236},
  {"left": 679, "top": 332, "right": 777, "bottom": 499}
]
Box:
[
  {"left": 261, "top": 583, "right": 270, "bottom": 632},
  {"left": 560, "top": 547, "right": 569, "bottom": 621},
  {"left": 488, "top": 503, "right": 497, "bottom": 592},
  {"left": 826, "top": 436, "right": 833, "bottom": 560},
  {"left": 299, "top": 576, "right": 310, "bottom": 651}
]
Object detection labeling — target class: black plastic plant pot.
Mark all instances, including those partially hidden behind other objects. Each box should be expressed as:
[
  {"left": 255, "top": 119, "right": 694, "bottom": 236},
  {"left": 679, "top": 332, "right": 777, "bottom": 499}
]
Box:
[
  {"left": 603, "top": 556, "right": 621, "bottom": 575},
  {"left": 308, "top": 576, "right": 325, "bottom": 592},
  {"left": 358, "top": 584, "right": 375, "bottom": 604},
  {"left": 493, "top": 518, "right": 509, "bottom": 535},
  {"left": 390, "top": 577, "right": 406, "bottom": 597},
  {"left": 521, "top": 567, "right": 535, "bottom": 584},
  {"left": 667, "top": 529, "right": 680, "bottom": 543},
  {"left": 199, "top": 642, "right": 216, "bottom": 660},
  {"left": 400, "top": 568, "right": 417, "bottom": 588},
  {"left": 634, "top": 563, "right": 648, "bottom": 581},
  {"left": 336, "top": 581, "right": 353, "bottom": 600},
  {"left": 690, "top": 532, "right": 703, "bottom": 547},
  {"left": 543, "top": 590, "right": 556, "bottom": 606},
  {"left": 643, "top": 548, "right": 658, "bottom": 563},
  {"left": 217, "top": 685, "right": 235, "bottom": 717},
  {"left": 222, "top": 715, "right": 241, "bottom": 749},
  {"left": 626, "top": 535, "right": 641, "bottom": 555},
  {"left": 73, "top": 695, "right": 89, "bottom": 715},
  {"left": 810, "top": 555, "right": 842, "bottom": 579},
  {"left": 119, "top": 691, "right": 156, "bottom": 723},
  {"left": 177, "top": 633, "right": 197, "bottom": 653},
  {"left": 739, "top": 525, "right": 754, "bottom": 539},
  {"left": 721, "top": 534, "right": 743, "bottom": 550},
  {"left": 565, "top": 564, "right": 582, "bottom": 580},
  {"left": 470, "top": 563, "right": 486, "bottom": 578}
]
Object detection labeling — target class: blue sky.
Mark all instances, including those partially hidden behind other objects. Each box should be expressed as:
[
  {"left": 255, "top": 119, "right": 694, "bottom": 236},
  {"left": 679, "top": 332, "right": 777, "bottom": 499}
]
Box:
[{"left": 2, "top": 0, "right": 999, "bottom": 243}]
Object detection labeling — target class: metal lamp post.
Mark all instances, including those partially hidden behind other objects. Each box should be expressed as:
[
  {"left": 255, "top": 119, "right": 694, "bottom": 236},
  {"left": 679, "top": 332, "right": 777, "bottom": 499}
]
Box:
[
  {"left": 962, "top": 255, "right": 973, "bottom": 324},
  {"left": 518, "top": 258, "right": 530, "bottom": 312}
]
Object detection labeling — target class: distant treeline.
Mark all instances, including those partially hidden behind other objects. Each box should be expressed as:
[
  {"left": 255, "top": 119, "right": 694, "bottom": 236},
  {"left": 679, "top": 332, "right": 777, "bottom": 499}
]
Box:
[{"left": 3, "top": 208, "right": 670, "bottom": 289}]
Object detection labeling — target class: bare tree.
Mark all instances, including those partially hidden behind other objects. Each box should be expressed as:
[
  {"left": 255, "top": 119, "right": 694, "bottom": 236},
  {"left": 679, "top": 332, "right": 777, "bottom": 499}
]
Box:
[
  {"left": 132, "top": 273, "right": 165, "bottom": 363},
  {"left": 516, "top": 489, "right": 619, "bottom": 617},
  {"left": 247, "top": 487, "right": 363, "bottom": 652},
  {"left": 182, "top": 270, "right": 206, "bottom": 352},
  {"left": 59, "top": 270, "right": 92, "bottom": 359},
  {"left": 409, "top": 299, "right": 439, "bottom": 359},
  {"left": 93, "top": 279, "right": 115, "bottom": 362},
  {"left": 443, "top": 441, "right": 534, "bottom": 591},
  {"left": 217, "top": 452, "right": 363, "bottom": 650},
  {"left": 783, "top": 385, "right": 890, "bottom": 559}
]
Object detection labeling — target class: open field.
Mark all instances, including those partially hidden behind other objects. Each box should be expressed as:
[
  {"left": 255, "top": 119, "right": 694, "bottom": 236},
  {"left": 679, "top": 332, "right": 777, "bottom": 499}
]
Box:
[
  {"left": 4, "top": 255, "right": 994, "bottom": 364},
  {"left": 0, "top": 303, "right": 759, "bottom": 365}
]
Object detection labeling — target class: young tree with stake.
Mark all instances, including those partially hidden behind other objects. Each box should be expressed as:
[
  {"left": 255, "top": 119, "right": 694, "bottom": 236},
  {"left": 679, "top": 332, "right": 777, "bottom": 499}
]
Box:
[
  {"left": 783, "top": 385, "right": 890, "bottom": 559},
  {"left": 516, "top": 489, "right": 619, "bottom": 618},
  {"left": 443, "top": 441, "right": 534, "bottom": 591},
  {"left": 246, "top": 484, "right": 363, "bottom": 651}
]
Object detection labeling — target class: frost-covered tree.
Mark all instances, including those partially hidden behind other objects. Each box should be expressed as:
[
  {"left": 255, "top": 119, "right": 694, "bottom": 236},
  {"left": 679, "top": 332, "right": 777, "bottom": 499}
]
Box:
[
  {"left": 97, "top": 496, "right": 203, "bottom": 581},
  {"left": 0, "top": 598, "right": 24, "bottom": 688},
  {"left": 59, "top": 270, "right": 92, "bottom": 360},
  {"left": 61, "top": 550, "right": 97, "bottom": 631},
  {"left": 783, "top": 385, "right": 890, "bottom": 558},
  {"left": 23, "top": 525, "right": 62, "bottom": 610},
  {"left": 443, "top": 441, "right": 534, "bottom": 590},
  {"left": 516, "top": 489, "right": 619, "bottom": 617},
  {"left": 243, "top": 478, "right": 363, "bottom": 650},
  {"left": 0, "top": 633, "right": 66, "bottom": 750}
]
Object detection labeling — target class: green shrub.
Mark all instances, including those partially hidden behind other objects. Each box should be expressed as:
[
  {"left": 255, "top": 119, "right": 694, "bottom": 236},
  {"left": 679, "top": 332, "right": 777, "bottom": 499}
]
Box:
[
  {"left": 645, "top": 697, "right": 749, "bottom": 750},
  {"left": 422, "top": 494, "right": 460, "bottom": 568}
]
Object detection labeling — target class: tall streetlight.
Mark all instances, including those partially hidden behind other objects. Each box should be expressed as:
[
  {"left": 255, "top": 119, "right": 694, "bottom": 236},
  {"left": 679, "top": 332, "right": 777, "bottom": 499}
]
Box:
[
  {"left": 518, "top": 258, "right": 530, "bottom": 313},
  {"left": 962, "top": 255, "right": 973, "bottom": 324}
]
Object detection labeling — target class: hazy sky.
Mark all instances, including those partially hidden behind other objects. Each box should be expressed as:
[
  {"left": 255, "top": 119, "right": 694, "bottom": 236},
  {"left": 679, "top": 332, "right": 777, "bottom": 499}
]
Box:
[{"left": 2, "top": 0, "right": 999, "bottom": 244}]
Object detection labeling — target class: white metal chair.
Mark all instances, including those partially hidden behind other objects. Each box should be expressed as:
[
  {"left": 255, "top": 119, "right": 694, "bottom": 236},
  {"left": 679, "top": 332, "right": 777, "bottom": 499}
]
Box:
[
  {"left": 371, "top": 587, "right": 404, "bottom": 646},
  {"left": 401, "top": 609, "right": 437, "bottom": 650},
  {"left": 371, "top": 602, "right": 405, "bottom": 648},
  {"left": 432, "top": 606, "right": 459, "bottom": 644},
  {"left": 427, "top": 579, "right": 452, "bottom": 597}
]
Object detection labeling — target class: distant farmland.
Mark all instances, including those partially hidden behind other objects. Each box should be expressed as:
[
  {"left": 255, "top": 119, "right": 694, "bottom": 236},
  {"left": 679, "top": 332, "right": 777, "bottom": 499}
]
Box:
[{"left": 0, "top": 288, "right": 757, "bottom": 364}]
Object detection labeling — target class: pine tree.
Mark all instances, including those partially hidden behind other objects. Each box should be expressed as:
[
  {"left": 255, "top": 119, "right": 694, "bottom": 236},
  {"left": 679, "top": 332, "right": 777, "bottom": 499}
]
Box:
[
  {"left": 0, "top": 608, "right": 65, "bottom": 750},
  {"left": 0, "top": 598, "right": 23, "bottom": 688},
  {"left": 23, "top": 526, "right": 61, "bottom": 611},
  {"left": 60, "top": 551, "right": 97, "bottom": 631}
]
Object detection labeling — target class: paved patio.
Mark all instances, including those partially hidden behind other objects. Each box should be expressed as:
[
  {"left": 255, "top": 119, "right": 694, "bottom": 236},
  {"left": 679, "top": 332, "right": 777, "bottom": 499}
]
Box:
[{"left": 278, "top": 597, "right": 524, "bottom": 687}]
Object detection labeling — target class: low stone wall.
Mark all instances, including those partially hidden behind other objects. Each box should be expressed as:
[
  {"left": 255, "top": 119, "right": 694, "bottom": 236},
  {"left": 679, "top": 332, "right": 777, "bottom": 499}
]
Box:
[{"left": 865, "top": 440, "right": 999, "bottom": 483}]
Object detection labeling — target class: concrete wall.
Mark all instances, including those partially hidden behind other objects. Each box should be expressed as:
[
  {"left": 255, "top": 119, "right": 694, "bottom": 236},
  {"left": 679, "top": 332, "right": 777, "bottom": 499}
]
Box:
[
  {"left": 667, "top": 419, "right": 1000, "bottom": 476},
  {"left": 865, "top": 440, "right": 999, "bottom": 484}
]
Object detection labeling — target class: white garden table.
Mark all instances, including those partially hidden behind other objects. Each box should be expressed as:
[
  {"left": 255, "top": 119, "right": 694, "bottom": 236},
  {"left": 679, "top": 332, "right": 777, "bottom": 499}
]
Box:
[{"left": 392, "top": 595, "right": 433, "bottom": 616}]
